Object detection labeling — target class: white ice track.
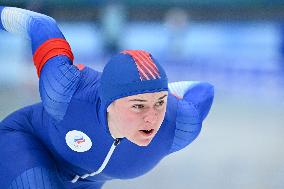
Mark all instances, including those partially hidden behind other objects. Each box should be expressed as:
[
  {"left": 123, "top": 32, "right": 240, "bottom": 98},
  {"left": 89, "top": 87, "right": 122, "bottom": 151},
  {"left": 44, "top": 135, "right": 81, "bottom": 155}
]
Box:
[{"left": 168, "top": 81, "right": 199, "bottom": 98}]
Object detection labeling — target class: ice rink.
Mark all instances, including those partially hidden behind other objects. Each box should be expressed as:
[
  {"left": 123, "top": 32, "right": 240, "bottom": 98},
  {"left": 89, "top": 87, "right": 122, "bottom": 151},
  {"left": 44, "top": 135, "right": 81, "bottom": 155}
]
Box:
[{"left": 1, "top": 17, "right": 284, "bottom": 188}]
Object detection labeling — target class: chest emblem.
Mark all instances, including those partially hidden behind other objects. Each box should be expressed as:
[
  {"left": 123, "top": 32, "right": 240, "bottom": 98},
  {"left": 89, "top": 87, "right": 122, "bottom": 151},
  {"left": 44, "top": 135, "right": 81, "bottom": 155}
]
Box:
[{"left": 65, "top": 130, "right": 92, "bottom": 152}]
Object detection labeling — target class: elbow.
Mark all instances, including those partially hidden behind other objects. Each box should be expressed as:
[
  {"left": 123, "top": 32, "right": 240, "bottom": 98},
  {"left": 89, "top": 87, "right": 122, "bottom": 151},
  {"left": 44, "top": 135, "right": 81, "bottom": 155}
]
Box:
[
  {"left": 201, "top": 82, "right": 214, "bottom": 97},
  {"left": 184, "top": 82, "right": 214, "bottom": 121},
  {"left": 199, "top": 83, "right": 214, "bottom": 121}
]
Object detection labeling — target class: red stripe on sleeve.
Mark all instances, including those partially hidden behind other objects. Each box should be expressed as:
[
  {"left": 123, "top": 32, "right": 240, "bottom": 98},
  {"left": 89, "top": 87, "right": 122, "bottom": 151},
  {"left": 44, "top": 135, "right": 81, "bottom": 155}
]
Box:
[{"left": 33, "top": 38, "right": 74, "bottom": 77}]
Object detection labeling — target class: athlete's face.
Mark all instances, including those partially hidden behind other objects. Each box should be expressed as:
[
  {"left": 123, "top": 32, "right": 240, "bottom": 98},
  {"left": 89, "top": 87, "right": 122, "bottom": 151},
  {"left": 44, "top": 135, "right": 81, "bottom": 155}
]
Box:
[{"left": 107, "top": 91, "right": 168, "bottom": 146}]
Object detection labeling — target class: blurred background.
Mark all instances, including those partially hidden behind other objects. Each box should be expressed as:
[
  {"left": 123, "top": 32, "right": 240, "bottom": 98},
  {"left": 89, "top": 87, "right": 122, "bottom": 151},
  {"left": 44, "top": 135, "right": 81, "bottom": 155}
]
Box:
[{"left": 0, "top": 0, "right": 284, "bottom": 189}]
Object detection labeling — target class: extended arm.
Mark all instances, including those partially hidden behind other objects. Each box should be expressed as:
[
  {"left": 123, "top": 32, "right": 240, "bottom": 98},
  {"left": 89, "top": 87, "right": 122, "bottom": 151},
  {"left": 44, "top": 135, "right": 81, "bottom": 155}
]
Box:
[
  {"left": 0, "top": 7, "right": 81, "bottom": 121},
  {"left": 168, "top": 81, "right": 214, "bottom": 153}
]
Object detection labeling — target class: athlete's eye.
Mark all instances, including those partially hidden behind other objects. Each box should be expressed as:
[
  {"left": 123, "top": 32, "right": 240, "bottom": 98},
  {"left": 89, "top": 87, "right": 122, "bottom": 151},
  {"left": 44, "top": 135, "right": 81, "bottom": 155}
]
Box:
[
  {"left": 132, "top": 104, "right": 145, "bottom": 109},
  {"left": 156, "top": 100, "right": 164, "bottom": 106}
]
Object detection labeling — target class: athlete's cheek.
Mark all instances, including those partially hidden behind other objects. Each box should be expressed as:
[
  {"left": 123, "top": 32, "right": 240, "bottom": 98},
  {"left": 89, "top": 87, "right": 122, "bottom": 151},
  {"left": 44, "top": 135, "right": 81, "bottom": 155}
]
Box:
[
  {"left": 120, "top": 113, "right": 142, "bottom": 132},
  {"left": 156, "top": 112, "right": 166, "bottom": 127}
]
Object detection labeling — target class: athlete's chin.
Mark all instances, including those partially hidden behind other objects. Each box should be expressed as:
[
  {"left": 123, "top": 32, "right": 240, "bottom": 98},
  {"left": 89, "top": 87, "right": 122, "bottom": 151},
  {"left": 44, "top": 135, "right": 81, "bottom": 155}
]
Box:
[
  {"left": 131, "top": 137, "right": 154, "bottom": 147},
  {"left": 135, "top": 141, "right": 152, "bottom": 147}
]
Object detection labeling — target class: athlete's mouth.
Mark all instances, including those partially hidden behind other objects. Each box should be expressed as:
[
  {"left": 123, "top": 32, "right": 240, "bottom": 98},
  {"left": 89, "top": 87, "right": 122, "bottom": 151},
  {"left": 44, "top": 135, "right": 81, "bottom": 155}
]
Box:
[{"left": 139, "top": 129, "right": 154, "bottom": 135}]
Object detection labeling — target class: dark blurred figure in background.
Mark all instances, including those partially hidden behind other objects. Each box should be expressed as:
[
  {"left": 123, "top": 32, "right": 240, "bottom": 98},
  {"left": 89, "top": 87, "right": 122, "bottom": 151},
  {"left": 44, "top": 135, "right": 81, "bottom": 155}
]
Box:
[
  {"left": 164, "top": 7, "right": 189, "bottom": 60},
  {"left": 101, "top": 2, "right": 126, "bottom": 56}
]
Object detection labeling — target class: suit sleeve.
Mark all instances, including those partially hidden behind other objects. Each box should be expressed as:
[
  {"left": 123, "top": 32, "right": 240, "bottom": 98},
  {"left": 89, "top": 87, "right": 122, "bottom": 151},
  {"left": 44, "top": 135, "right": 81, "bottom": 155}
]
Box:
[
  {"left": 168, "top": 81, "right": 214, "bottom": 153},
  {"left": 0, "top": 6, "right": 81, "bottom": 121}
]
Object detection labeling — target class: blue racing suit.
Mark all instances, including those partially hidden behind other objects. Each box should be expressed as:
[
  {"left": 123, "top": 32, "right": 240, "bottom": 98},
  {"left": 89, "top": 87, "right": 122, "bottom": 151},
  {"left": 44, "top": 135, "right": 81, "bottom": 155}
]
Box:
[{"left": 0, "top": 6, "right": 214, "bottom": 189}]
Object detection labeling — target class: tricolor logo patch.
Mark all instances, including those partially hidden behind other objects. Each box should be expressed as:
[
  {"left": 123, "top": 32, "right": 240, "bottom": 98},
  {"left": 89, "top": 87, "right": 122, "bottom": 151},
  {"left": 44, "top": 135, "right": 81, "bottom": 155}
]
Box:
[{"left": 65, "top": 130, "right": 92, "bottom": 152}]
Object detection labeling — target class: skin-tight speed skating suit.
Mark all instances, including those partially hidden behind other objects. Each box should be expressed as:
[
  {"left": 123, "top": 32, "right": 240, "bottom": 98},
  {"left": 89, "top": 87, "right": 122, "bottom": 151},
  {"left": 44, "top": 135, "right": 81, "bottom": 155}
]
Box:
[{"left": 0, "top": 6, "right": 214, "bottom": 189}]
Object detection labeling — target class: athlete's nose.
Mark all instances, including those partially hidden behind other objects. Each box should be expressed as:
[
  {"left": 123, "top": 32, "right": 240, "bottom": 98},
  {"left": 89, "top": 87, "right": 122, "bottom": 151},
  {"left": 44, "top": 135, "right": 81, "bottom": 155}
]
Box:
[{"left": 144, "top": 109, "right": 158, "bottom": 124}]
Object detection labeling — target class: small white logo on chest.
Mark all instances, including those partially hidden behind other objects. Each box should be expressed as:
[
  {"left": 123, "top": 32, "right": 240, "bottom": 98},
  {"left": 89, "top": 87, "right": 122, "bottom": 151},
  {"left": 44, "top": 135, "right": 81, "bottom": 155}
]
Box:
[{"left": 65, "top": 130, "right": 92, "bottom": 152}]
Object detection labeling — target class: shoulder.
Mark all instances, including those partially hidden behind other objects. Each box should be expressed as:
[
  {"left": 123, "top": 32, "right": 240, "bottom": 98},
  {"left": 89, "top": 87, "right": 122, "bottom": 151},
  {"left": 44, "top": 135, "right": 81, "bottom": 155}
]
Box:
[{"left": 72, "top": 65, "right": 102, "bottom": 103}]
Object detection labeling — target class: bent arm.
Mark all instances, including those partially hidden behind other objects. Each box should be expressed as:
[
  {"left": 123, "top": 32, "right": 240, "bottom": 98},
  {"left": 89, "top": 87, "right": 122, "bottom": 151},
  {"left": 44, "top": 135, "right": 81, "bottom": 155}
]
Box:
[
  {"left": 169, "top": 81, "right": 214, "bottom": 121},
  {"left": 0, "top": 7, "right": 81, "bottom": 121},
  {"left": 168, "top": 81, "right": 214, "bottom": 153}
]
